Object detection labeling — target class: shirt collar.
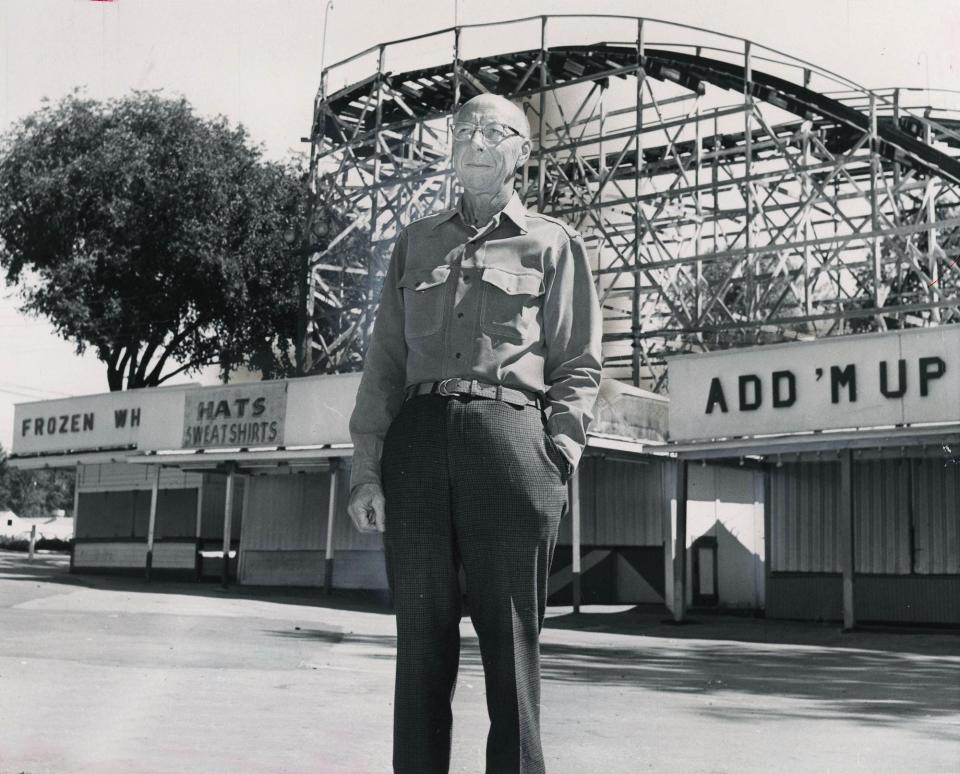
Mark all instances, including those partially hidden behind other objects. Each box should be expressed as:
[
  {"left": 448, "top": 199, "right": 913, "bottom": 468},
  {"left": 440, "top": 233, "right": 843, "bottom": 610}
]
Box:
[
  {"left": 431, "top": 191, "right": 528, "bottom": 235},
  {"left": 499, "top": 192, "right": 528, "bottom": 233}
]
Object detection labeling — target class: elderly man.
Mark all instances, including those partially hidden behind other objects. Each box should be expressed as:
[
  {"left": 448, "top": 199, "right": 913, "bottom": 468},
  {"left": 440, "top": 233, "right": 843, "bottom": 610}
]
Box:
[{"left": 346, "top": 93, "right": 602, "bottom": 773}]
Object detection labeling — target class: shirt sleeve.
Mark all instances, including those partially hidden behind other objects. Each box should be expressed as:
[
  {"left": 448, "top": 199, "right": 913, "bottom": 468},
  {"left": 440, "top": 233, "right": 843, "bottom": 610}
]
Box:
[
  {"left": 541, "top": 230, "right": 603, "bottom": 475},
  {"left": 347, "top": 231, "right": 409, "bottom": 493}
]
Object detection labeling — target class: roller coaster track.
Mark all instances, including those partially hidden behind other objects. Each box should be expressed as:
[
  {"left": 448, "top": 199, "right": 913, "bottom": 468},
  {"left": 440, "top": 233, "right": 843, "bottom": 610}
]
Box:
[{"left": 320, "top": 45, "right": 960, "bottom": 185}]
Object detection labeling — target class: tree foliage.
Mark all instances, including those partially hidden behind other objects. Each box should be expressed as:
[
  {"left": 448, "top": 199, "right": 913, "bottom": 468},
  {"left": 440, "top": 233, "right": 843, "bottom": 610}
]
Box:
[
  {"left": 0, "top": 446, "right": 74, "bottom": 518},
  {"left": 0, "top": 90, "right": 334, "bottom": 387}
]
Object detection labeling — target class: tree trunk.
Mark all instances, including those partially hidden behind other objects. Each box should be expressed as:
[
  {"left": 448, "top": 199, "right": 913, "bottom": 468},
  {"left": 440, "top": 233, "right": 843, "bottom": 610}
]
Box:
[{"left": 105, "top": 347, "right": 128, "bottom": 391}]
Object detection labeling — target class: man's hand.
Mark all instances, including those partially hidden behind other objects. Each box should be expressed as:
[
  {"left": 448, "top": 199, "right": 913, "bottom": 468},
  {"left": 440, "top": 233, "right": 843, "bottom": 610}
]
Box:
[{"left": 347, "top": 482, "right": 386, "bottom": 533}]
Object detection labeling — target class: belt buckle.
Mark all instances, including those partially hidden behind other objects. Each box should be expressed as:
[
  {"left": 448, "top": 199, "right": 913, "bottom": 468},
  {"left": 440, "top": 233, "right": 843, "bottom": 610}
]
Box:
[{"left": 436, "top": 378, "right": 459, "bottom": 396}]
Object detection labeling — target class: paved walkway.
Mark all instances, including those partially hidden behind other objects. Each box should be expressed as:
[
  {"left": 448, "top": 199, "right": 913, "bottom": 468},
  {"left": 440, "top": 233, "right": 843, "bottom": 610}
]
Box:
[{"left": 0, "top": 550, "right": 958, "bottom": 773}]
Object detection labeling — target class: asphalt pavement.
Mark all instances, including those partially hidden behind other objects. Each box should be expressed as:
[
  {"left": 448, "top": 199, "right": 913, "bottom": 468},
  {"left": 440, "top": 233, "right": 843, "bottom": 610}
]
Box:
[{"left": 0, "top": 550, "right": 958, "bottom": 774}]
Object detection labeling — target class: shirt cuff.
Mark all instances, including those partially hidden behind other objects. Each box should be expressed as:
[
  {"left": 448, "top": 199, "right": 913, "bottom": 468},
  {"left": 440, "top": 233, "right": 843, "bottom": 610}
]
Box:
[
  {"left": 348, "top": 434, "right": 384, "bottom": 492},
  {"left": 550, "top": 433, "right": 581, "bottom": 478}
]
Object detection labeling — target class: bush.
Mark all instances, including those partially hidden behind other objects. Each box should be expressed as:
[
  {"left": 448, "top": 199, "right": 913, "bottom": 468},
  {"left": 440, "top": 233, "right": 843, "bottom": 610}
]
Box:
[{"left": 0, "top": 535, "right": 72, "bottom": 553}]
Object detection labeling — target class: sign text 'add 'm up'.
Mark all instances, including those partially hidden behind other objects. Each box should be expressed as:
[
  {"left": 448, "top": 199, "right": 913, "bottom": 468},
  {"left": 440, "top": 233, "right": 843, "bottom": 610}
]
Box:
[
  {"left": 666, "top": 326, "right": 960, "bottom": 442},
  {"left": 182, "top": 382, "right": 287, "bottom": 449}
]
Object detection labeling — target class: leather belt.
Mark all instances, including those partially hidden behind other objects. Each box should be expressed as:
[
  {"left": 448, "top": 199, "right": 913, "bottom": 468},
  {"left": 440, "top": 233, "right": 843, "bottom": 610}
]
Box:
[{"left": 405, "top": 378, "right": 543, "bottom": 409}]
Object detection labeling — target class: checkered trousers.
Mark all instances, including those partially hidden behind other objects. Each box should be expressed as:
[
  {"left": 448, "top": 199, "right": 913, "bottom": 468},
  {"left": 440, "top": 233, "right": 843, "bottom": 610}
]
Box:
[{"left": 380, "top": 393, "right": 569, "bottom": 774}]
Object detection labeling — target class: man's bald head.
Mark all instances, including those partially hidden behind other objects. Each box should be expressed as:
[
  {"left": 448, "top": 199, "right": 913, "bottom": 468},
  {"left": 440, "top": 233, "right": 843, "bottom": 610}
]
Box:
[
  {"left": 453, "top": 94, "right": 530, "bottom": 139},
  {"left": 450, "top": 93, "right": 532, "bottom": 197}
]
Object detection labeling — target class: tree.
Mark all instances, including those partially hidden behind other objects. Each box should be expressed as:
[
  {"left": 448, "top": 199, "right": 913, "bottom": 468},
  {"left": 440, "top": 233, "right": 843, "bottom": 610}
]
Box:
[
  {"left": 0, "top": 446, "right": 74, "bottom": 518},
  {"left": 223, "top": 168, "right": 372, "bottom": 380},
  {"left": 0, "top": 90, "right": 322, "bottom": 388}
]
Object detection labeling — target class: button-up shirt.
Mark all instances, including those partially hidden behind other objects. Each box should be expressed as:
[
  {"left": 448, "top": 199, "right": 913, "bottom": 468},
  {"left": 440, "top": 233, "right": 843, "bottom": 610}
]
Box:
[{"left": 348, "top": 191, "right": 603, "bottom": 492}]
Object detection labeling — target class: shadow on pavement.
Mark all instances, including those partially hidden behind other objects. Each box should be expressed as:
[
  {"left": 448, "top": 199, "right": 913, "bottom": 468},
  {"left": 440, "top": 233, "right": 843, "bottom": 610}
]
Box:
[
  {"left": 537, "top": 636, "right": 960, "bottom": 736},
  {"left": 263, "top": 619, "right": 960, "bottom": 737},
  {"left": 544, "top": 605, "right": 960, "bottom": 656},
  {"left": 265, "top": 627, "right": 395, "bottom": 646},
  {"left": 0, "top": 549, "right": 393, "bottom": 616}
]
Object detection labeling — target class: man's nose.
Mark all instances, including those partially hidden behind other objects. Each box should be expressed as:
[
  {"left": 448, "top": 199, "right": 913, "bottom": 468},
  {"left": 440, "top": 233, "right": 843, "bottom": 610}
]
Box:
[{"left": 469, "top": 128, "right": 486, "bottom": 151}]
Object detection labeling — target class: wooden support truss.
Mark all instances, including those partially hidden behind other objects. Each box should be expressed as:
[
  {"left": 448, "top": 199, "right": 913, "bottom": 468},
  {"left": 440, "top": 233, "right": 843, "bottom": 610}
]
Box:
[{"left": 304, "top": 17, "right": 960, "bottom": 392}]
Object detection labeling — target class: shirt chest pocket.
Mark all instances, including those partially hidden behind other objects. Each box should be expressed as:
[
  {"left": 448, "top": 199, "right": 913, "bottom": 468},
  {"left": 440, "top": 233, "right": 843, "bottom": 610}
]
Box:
[
  {"left": 398, "top": 265, "right": 451, "bottom": 338},
  {"left": 479, "top": 265, "right": 545, "bottom": 343}
]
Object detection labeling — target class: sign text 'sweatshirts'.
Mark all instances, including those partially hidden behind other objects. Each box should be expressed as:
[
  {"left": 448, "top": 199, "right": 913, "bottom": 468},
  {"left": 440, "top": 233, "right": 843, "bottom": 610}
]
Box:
[{"left": 182, "top": 383, "right": 287, "bottom": 449}]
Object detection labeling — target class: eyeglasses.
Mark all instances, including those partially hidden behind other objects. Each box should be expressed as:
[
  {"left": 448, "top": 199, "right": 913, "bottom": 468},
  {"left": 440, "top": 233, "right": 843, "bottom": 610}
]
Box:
[{"left": 451, "top": 121, "right": 525, "bottom": 146}]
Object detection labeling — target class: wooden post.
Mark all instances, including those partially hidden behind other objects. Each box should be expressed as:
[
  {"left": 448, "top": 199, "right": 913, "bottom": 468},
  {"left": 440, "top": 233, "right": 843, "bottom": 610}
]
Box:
[
  {"left": 569, "top": 466, "right": 582, "bottom": 614},
  {"left": 195, "top": 476, "right": 204, "bottom": 574},
  {"left": 924, "top": 120, "right": 941, "bottom": 322},
  {"left": 868, "top": 92, "right": 882, "bottom": 325},
  {"left": 28, "top": 524, "right": 36, "bottom": 560},
  {"left": 762, "top": 464, "right": 773, "bottom": 615},
  {"left": 753, "top": 469, "right": 766, "bottom": 611},
  {"left": 840, "top": 449, "right": 856, "bottom": 631},
  {"left": 71, "top": 462, "right": 82, "bottom": 573},
  {"left": 193, "top": 476, "right": 204, "bottom": 581},
  {"left": 743, "top": 40, "right": 755, "bottom": 320},
  {"left": 221, "top": 467, "right": 236, "bottom": 589},
  {"left": 452, "top": 26, "right": 461, "bottom": 109},
  {"left": 661, "top": 459, "right": 675, "bottom": 616},
  {"left": 536, "top": 16, "right": 547, "bottom": 213},
  {"left": 631, "top": 19, "right": 644, "bottom": 387},
  {"left": 144, "top": 465, "right": 160, "bottom": 582},
  {"left": 672, "top": 458, "right": 689, "bottom": 623},
  {"left": 195, "top": 477, "right": 204, "bottom": 539},
  {"left": 362, "top": 46, "right": 386, "bottom": 356},
  {"left": 324, "top": 459, "right": 339, "bottom": 594},
  {"left": 237, "top": 474, "right": 250, "bottom": 584}
]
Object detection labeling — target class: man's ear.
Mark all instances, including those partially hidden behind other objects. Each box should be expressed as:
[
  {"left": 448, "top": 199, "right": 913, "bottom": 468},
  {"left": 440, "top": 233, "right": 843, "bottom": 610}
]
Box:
[{"left": 515, "top": 137, "right": 531, "bottom": 170}]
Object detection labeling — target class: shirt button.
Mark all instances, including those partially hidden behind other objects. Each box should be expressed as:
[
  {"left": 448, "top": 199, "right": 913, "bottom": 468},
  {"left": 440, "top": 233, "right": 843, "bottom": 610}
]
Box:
[
  {"left": 455, "top": 352, "right": 461, "bottom": 359},
  {"left": 457, "top": 312, "right": 464, "bottom": 318}
]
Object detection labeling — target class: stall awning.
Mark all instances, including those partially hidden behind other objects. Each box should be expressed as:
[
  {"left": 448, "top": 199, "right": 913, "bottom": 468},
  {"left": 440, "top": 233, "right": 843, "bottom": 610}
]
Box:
[
  {"left": 665, "top": 422, "right": 960, "bottom": 460},
  {"left": 587, "top": 434, "right": 666, "bottom": 455},
  {"left": 8, "top": 447, "right": 138, "bottom": 470},
  {"left": 126, "top": 445, "right": 353, "bottom": 472}
]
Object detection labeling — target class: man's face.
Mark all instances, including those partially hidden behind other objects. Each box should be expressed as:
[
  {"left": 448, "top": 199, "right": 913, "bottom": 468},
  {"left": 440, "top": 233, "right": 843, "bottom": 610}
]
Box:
[{"left": 451, "top": 99, "right": 531, "bottom": 195}]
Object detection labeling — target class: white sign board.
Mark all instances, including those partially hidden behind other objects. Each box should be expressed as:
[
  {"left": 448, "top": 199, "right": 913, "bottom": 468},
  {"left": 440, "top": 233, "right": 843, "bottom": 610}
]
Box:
[
  {"left": 11, "top": 371, "right": 364, "bottom": 459},
  {"left": 284, "top": 371, "right": 361, "bottom": 447},
  {"left": 667, "top": 325, "right": 960, "bottom": 442},
  {"left": 13, "top": 392, "right": 149, "bottom": 455},
  {"left": 182, "top": 381, "right": 288, "bottom": 449},
  {"left": 12, "top": 388, "right": 194, "bottom": 456}
]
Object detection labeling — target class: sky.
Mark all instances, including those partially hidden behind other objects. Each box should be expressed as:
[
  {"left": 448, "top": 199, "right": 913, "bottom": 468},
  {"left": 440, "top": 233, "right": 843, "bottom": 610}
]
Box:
[{"left": 0, "top": 0, "right": 957, "bottom": 448}]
